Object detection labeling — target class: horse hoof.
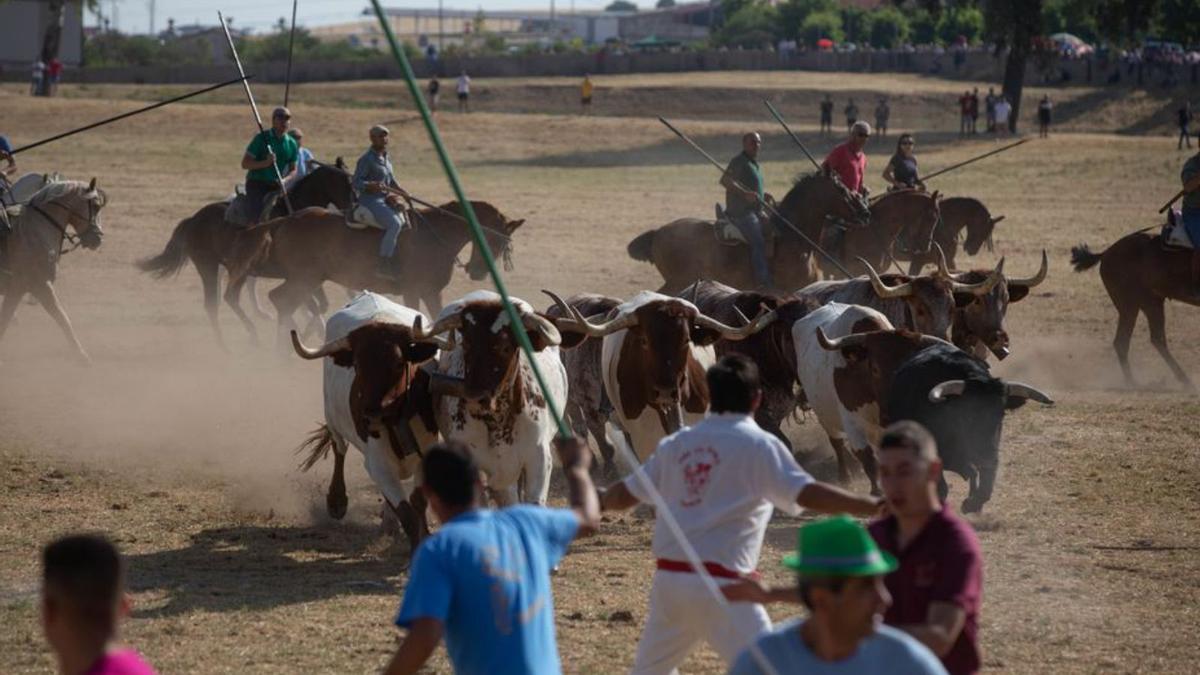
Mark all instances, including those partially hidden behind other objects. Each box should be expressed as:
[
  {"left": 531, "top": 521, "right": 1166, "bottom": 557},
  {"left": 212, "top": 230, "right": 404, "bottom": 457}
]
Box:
[{"left": 327, "top": 495, "right": 348, "bottom": 521}]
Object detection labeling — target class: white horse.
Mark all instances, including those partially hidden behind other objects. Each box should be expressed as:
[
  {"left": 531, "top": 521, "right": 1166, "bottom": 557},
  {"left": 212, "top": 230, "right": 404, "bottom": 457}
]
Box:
[
  {"left": 1, "top": 172, "right": 60, "bottom": 206},
  {"left": 0, "top": 178, "right": 106, "bottom": 363}
]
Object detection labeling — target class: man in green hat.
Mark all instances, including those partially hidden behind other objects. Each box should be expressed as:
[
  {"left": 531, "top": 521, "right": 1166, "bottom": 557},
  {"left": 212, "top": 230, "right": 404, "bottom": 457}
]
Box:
[{"left": 726, "top": 515, "right": 946, "bottom": 674}]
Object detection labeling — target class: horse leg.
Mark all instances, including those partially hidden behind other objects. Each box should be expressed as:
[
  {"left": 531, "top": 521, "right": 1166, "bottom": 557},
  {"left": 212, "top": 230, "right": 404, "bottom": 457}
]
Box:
[
  {"left": 28, "top": 281, "right": 90, "bottom": 364},
  {"left": 196, "top": 258, "right": 228, "bottom": 351},
  {"left": 1143, "top": 299, "right": 1195, "bottom": 390},
  {"left": 422, "top": 290, "right": 443, "bottom": 318},
  {"left": 246, "top": 276, "right": 273, "bottom": 322},
  {"left": 268, "top": 278, "right": 315, "bottom": 350},
  {"left": 0, "top": 284, "right": 26, "bottom": 349},
  {"left": 1112, "top": 304, "right": 1138, "bottom": 388},
  {"left": 906, "top": 254, "right": 925, "bottom": 276},
  {"left": 222, "top": 272, "right": 260, "bottom": 346},
  {"left": 300, "top": 294, "right": 326, "bottom": 342}
]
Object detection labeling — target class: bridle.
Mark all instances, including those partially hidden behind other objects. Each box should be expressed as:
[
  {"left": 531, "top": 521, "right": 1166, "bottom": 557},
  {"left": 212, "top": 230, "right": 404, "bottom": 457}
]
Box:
[{"left": 27, "top": 195, "right": 102, "bottom": 255}]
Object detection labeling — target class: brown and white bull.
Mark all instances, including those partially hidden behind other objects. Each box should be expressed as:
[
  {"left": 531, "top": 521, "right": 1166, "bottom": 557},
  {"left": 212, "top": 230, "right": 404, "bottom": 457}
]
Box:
[
  {"left": 290, "top": 292, "right": 448, "bottom": 549},
  {"left": 412, "top": 291, "right": 568, "bottom": 506},
  {"left": 796, "top": 249, "right": 1003, "bottom": 341},
  {"left": 548, "top": 290, "right": 775, "bottom": 464},
  {"left": 677, "top": 280, "right": 819, "bottom": 450},
  {"left": 948, "top": 250, "right": 1048, "bottom": 360},
  {"left": 793, "top": 302, "right": 948, "bottom": 493}
]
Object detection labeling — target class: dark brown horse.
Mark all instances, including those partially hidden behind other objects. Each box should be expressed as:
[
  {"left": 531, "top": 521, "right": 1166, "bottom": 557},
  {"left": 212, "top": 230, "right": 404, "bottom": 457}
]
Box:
[
  {"left": 899, "top": 196, "right": 1004, "bottom": 275},
  {"left": 627, "top": 170, "right": 870, "bottom": 293},
  {"left": 819, "top": 188, "right": 943, "bottom": 278},
  {"left": 137, "top": 160, "right": 354, "bottom": 347},
  {"left": 226, "top": 201, "right": 523, "bottom": 343},
  {"left": 1072, "top": 232, "right": 1197, "bottom": 390}
]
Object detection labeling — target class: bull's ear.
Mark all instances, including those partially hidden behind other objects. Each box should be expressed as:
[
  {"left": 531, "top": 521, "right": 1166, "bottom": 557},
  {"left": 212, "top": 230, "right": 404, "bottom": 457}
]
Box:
[
  {"left": 406, "top": 342, "right": 439, "bottom": 364},
  {"left": 1004, "top": 396, "right": 1028, "bottom": 411},
  {"left": 330, "top": 350, "right": 354, "bottom": 368},
  {"left": 690, "top": 325, "right": 720, "bottom": 347},
  {"left": 1007, "top": 283, "right": 1032, "bottom": 303},
  {"left": 557, "top": 329, "right": 588, "bottom": 350}
]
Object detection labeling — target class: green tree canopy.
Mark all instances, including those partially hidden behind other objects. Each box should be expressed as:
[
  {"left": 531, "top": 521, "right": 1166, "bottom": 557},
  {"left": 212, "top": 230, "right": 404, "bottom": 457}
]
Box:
[
  {"left": 605, "top": 0, "right": 638, "bottom": 11},
  {"left": 716, "top": 2, "right": 781, "bottom": 48},
  {"left": 799, "top": 10, "right": 844, "bottom": 46}
]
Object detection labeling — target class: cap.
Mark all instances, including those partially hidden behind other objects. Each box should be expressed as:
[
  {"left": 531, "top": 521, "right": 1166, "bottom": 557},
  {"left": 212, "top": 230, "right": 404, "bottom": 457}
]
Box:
[
  {"left": 369, "top": 124, "right": 390, "bottom": 137},
  {"left": 782, "top": 515, "right": 898, "bottom": 577},
  {"left": 851, "top": 121, "right": 872, "bottom": 137},
  {"left": 272, "top": 106, "right": 292, "bottom": 119}
]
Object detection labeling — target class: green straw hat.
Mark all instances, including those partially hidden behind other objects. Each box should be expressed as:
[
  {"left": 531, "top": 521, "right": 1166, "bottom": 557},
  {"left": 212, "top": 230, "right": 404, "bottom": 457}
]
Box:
[{"left": 782, "top": 515, "right": 898, "bottom": 577}]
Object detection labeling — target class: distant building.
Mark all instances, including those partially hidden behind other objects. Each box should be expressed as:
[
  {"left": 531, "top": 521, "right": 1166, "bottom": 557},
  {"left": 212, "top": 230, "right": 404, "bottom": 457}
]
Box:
[
  {"left": 158, "top": 18, "right": 244, "bottom": 65},
  {"left": 618, "top": 3, "right": 714, "bottom": 44},
  {"left": 0, "top": 0, "right": 84, "bottom": 68}
]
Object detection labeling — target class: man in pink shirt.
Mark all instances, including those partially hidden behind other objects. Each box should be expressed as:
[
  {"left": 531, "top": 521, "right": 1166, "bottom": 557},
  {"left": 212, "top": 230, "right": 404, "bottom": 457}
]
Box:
[
  {"left": 42, "top": 535, "right": 157, "bottom": 675},
  {"left": 822, "top": 121, "right": 871, "bottom": 196}
]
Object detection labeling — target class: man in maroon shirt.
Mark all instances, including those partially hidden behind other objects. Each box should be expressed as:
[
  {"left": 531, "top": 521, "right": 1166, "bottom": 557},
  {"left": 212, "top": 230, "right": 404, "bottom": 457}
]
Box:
[
  {"left": 821, "top": 121, "right": 871, "bottom": 196},
  {"left": 870, "top": 421, "right": 983, "bottom": 675}
]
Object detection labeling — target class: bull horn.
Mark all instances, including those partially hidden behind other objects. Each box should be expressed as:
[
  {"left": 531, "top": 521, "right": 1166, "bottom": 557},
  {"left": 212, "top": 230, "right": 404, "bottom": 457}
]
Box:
[
  {"left": 1005, "top": 381, "right": 1054, "bottom": 405},
  {"left": 412, "top": 311, "right": 462, "bottom": 342},
  {"left": 990, "top": 215, "right": 1005, "bottom": 226},
  {"left": 733, "top": 305, "right": 752, "bottom": 326},
  {"left": 858, "top": 257, "right": 913, "bottom": 299},
  {"left": 694, "top": 308, "right": 777, "bottom": 341},
  {"left": 87, "top": 177, "right": 97, "bottom": 192},
  {"left": 1008, "top": 250, "right": 1048, "bottom": 288},
  {"left": 951, "top": 257, "right": 1005, "bottom": 295},
  {"left": 928, "top": 380, "right": 966, "bottom": 403},
  {"left": 816, "top": 326, "right": 868, "bottom": 351},
  {"left": 523, "top": 312, "right": 562, "bottom": 347},
  {"left": 542, "top": 289, "right": 636, "bottom": 337},
  {"left": 291, "top": 330, "right": 350, "bottom": 360},
  {"left": 934, "top": 243, "right": 950, "bottom": 277}
]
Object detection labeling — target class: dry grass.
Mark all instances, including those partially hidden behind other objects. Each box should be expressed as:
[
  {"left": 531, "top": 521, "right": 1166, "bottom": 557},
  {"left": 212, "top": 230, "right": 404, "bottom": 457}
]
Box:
[{"left": 1, "top": 71, "right": 1198, "bottom": 673}]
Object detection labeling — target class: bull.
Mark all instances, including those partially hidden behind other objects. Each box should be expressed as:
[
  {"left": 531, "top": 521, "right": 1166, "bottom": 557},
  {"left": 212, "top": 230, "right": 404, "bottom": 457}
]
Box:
[{"left": 948, "top": 250, "right": 1048, "bottom": 360}]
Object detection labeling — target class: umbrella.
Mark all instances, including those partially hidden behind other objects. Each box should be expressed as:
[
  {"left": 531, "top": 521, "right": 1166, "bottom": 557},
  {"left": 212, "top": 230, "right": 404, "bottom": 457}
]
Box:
[{"left": 817, "top": 38, "right": 833, "bottom": 50}]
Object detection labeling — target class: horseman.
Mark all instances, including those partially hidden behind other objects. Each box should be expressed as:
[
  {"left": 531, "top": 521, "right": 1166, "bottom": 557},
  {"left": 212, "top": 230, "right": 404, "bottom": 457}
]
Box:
[
  {"left": 239, "top": 107, "right": 298, "bottom": 225},
  {"left": 0, "top": 135, "right": 16, "bottom": 179},
  {"left": 0, "top": 135, "right": 14, "bottom": 274},
  {"left": 822, "top": 121, "right": 872, "bottom": 198},
  {"left": 353, "top": 124, "right": 411, "bottom": 280},
  {"left": 882, "top": 133, "right": 926, "bottom": 191},
  {"left": 1182, "top": 144, "right": 1200, "bottom": 288},
  {"left": 720, "top": 131, "right": 773, "bottom": 290}
]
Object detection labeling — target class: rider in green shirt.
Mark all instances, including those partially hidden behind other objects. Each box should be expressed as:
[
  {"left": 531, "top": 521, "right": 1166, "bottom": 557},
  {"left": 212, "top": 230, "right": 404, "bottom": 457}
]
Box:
[{"left": 239, "top": 107, "right": 298, "bottom": 224}]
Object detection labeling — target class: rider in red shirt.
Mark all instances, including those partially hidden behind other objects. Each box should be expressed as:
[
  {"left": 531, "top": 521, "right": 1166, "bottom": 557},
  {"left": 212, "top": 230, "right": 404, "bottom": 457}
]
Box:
[{"left": 821, "top": 121, "right": 871, "bottom": 196}]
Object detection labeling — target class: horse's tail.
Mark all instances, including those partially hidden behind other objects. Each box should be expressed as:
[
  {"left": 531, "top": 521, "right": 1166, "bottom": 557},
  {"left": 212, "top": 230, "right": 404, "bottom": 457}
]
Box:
[
  {"left": 627, "top": 229, "right": 656, "bottom": 262},
  {"left": 296, "top": 424, "right": 336, "bottom": 472},
  {"left": 225, "top": 226, "right": 273, "bottom": 289},
  {"left": 1070, "top": 243, "right": 1105, "bottom": 273},
  {"left": 136, "top": 213, "right": 196, "bottom": 278}
]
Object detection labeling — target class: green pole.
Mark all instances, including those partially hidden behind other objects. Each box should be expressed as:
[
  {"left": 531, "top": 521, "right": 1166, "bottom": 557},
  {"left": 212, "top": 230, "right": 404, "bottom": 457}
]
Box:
[{"left": 368, "top": 0, "right": 570, "bottom": 438}]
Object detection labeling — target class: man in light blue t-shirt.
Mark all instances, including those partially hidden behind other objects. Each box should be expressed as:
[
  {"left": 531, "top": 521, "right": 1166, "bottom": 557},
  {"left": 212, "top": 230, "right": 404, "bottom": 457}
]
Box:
[
  {"left": 384, "top": 437, "right": 600, "bottom": 675},
  {"left": 727, "top": 516, "right": 946, "bottom": 675}
]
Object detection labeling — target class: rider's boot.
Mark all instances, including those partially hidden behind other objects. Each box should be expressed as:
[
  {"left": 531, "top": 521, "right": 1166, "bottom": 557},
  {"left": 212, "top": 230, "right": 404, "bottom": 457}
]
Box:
[{"left": 376, "top": 255, "right": 401, "bottom": 281}]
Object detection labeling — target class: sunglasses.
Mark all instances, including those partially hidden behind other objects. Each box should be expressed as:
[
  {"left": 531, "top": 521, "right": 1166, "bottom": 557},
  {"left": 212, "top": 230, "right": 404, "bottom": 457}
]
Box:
[
  {"left": 900, "top": 142, "right": 914, "bottom": 146},
  {"left": 855, "top": 133, "right": 870, "bottom": 138}
]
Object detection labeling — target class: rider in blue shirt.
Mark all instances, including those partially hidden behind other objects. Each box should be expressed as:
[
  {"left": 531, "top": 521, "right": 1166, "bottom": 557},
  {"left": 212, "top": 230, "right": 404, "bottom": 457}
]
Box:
[
  {"left": 0, "top": 135, "right": 16, "bottom": 179},
  {"left": 353, "top": 124, "right": 411, "bottom": 280},
  {"left": 385, "top": 438, "right": 600, "bottom": 675}
]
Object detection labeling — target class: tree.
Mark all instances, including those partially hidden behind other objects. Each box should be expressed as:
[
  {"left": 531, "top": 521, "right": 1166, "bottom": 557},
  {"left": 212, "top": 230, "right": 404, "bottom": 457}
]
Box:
[
  {"left": 800, "top": 10, "right": 844, "bottom": 46},
  {"left": 840, "top": 6, "right": 870, "bottom": 44},
  {"left": 715, "top": 2, "right": 780, "bottom": 48},
  {"left": 656, "top": 0, "right": 676, "bottom": 7},
  {"left": 778, "top": 0, "right": 838, "bottom": 39},
  {"left": 983, "top": 0, "right": 1044, "bottom": 132},
  {"left": 1157, "top": 0, "right": 1200, "bottom": 45},
  {"left": 7, "top": 0, "right": 100, "bottom": 95},
  {"left": 909, "top": 8, "right": 939, "bottom": 45},
  {"left": 869, "top": 6, "right": 911, "bottom": 49},
  {"left": 605, "top": 0, "right": 638, "bottom": 11},
  {"left": 938, "top": 6, "right": 985, "bottom": 45}
]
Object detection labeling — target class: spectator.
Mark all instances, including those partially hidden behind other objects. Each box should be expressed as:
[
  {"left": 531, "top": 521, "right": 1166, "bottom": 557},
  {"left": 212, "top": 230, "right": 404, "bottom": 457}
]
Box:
[
  {"left": 968, "top": 87, "right": 980, "bottom": 134},
  {"left": 984, "top": 87, "right": 997, "bottom": 132},
  {"left": 42, "top": 534, "right": 157, "bottom": 675},
  {"left": 725, "top": 516, "right": 947, "bottom": 675},
  {"left": 868, "top": 421, "right": 984, "bottom": 675},
  {"left": 599, "top": 355, "right": 884, "bottom": 674},
  {"left": 427, "top": 76, "right": 440, "bottom": 113},
  {"left": 958, "top": 90, "right": 971, "bottom": 137},
  {"left": 456, "top": 70, "right": 471, "bottom": 113},
  {"left": 47, "top": 57, "right": 63, "bottom": 96},
  {"left": 31, "top": 59, "right": 46, "bottom": 97},
  {"left": 993, "top": 96, "right": 1012, "bottom": 138},
  {"left": 385, "top": 438, "right": 600, "bottom": 675},
  {"left": 581, "top": 73, "right": 594, "bottom": 114},
  {"left": 845, "top": 98, "right": 859, "bottom": 132},
  {"left": 820, "top": 94, "right": 834, "bottom": 136},
  {"left": 1178, "top": 102, "right": 1192, "bottom": 150},
  {"left": 1038, "top": 95, "right": 1054, "bottom": 139},
  {"left": 875, "top": 97, "right": 891, "bottom": 138},
  {"left": 286, "top": 128, "right": 313, "bottom": 186}
]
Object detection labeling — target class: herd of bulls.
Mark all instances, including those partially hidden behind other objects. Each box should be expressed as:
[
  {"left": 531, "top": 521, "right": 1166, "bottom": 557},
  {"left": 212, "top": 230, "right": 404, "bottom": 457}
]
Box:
[{"left": 287, "top": 245, "right": 1053, "bottom": 551}]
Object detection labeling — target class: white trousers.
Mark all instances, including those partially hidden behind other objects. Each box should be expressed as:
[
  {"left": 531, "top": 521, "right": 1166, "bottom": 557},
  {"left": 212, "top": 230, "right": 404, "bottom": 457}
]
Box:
[{"left": 630, "top": 570, "right": 772, "bottom": 675}]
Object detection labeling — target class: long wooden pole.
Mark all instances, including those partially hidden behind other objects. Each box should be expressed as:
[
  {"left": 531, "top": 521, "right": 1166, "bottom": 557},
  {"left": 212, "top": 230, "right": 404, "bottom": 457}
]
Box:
[
  {"left": 9, "top": 76, "right": 250, "bottom": 155},
  {"left": 763, "top": 100, "right": 822, "bottom": 172},
  {"left": 923, "top": 138, "right": 1030, "bottom": 182},
  {"left": 283, "top": 0, "right": 298, "bottom": 107},
  {"left": 219, "top": 11, "right": 293, "bottom": 214},
  {"left": 657, "top": 116, "right": 851, "bottom": 278}
]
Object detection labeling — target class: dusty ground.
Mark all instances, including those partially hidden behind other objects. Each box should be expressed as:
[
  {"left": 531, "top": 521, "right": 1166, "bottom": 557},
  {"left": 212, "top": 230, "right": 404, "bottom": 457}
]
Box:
[{"left": 1, "top": 71, "right": 1198, "bottom": 673}]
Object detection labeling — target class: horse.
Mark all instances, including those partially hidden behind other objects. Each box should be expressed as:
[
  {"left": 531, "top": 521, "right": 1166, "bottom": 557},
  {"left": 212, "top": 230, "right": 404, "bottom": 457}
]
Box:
[
  {"left": 897, "top": 196, "right": 1004, "bottom": 275},
  {"left": 0, "top": 178, "right": 106, "bottom": 363},
  {"left": 1, "top": 172, "right": 59, "bottom": 205},
  {"left": 225, "top": 201, "right": 524, "bottom": 344},
  {"left": 136, "top": 160, "right": 353, "bottom": 347},
  {"left": 626, "top": 170, "right": 871, "bottom": 293},
  {"left": 821, "top": 188, "right": 943, "bottom": 279},
  {"left": 1071, "top": 230, "right": 1198, "bottom": 390}
]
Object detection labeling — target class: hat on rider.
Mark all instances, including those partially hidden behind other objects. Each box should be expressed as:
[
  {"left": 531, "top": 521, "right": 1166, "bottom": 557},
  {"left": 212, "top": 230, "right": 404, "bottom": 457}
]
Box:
[
  {"left": 272, "top": 106, "right": 292, "bottom": 120},
  {"left": 851, "top": 121, "right": 873, "bottom": 138},
  {"left": 370, "top": 124, "right": 390, "bottom": 137},
  {"left": 782, "top": 515, "right": 898, "bottom": 577}
]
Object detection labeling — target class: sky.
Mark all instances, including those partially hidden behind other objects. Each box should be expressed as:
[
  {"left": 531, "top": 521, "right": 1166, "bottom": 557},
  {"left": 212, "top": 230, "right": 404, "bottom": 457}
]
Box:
[{"left": 96, "top": 0, "right": 629, "bottom": 34}]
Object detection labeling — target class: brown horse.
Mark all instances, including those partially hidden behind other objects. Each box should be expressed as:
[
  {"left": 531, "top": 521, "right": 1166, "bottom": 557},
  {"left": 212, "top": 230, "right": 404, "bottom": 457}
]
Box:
[
  {"left": 0, "top": 179, "right": 106, "bottom": 363},
  {"left": 137, "top": 160, "right": 354, "bottom": 347},
  {"left": 899, "top": 196, "right": 1004, "bottom": 275},
  {"left": 227, "top": 201, "right": 523, "bottom": 343},
  {"left": 1072, "top": 232, "right": 1198, "bottom": 390},
  {"left": 821, "top": 188, "right": 943, "bottom": 278},
  {"left": 627, "top": 170, "right": 870, "bottom": 293}
]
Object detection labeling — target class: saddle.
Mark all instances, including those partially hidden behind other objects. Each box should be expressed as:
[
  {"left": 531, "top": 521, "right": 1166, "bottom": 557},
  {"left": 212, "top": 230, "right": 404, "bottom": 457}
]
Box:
[
  {"left": 223, "top": 185, "right": 279, "bottom": 228},
  {"left": 710, "top": 204, "right": 777, "bottom": 255},
  {"left": 342, "top": 199, "right": 411, "bottom": 231},
  {"left": 1162, "top": 208, "right": 1194, "bottom": 251}
]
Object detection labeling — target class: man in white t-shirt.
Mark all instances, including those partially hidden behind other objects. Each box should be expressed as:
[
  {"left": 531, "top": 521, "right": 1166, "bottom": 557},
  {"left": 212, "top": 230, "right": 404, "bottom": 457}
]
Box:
[
  {"left": 600, "top": 354, "right": 884, "bottom": 675},
  {"left": 456, "top": 70, "right": 471, "bottom": 113},
  {"left": 992, "top": 97, "right": 1011, "bottom": 138}
]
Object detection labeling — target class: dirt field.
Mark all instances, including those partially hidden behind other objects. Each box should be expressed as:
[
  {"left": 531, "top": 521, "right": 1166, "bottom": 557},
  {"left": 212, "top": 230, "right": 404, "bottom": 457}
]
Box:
[{"left": 1, "top": 71, "right": 1198, "bottom": 673}]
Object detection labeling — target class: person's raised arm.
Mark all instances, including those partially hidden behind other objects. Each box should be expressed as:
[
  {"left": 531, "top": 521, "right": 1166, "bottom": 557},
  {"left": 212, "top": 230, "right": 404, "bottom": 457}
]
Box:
[
  {"left": 796, "top": 482, "right": 883, "bottom": 518},
  {"left": 898, "top": 603, "right": 967, "bottom": 657},
  {"left": 382, "top": 618, "right": 444, "bottom": 675},
  {"left": 554, "top": 436, "right": 601, "bottom": 537}
]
